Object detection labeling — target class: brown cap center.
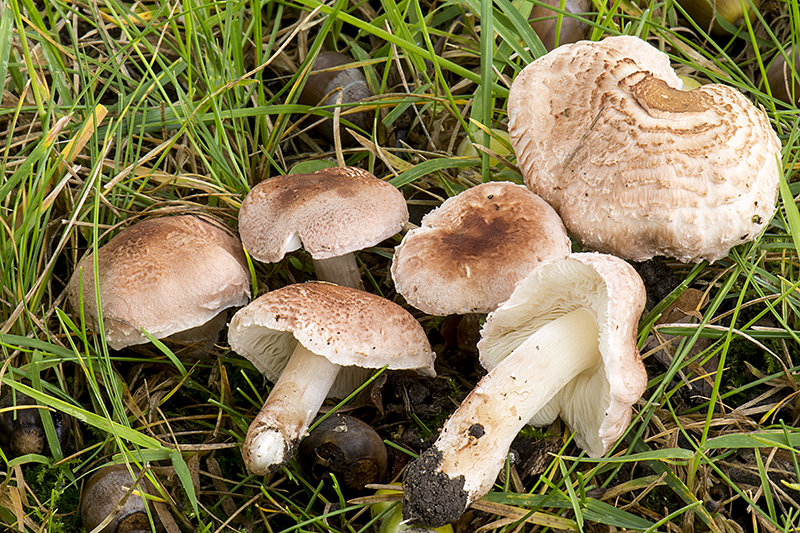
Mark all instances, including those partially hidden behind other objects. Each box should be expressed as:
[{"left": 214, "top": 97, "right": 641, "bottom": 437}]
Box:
[{"left": 623, "top": 72, "right": 709, "bottom": 114}]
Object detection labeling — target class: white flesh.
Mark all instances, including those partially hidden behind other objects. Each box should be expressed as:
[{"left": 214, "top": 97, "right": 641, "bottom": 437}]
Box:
[
  {"left": 434, "top": 308, "right": 599, "bottom": 501},
  {"left": 243, "top": 343, "right": 341, "bottom": 475}
]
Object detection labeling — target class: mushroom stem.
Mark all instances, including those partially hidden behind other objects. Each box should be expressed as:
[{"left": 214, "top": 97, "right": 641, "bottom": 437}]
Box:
[
  {"left": 243, "top": 342, "right": 341, "bottom": 475},
  {"left": 403, "top": 308, "right": 599, "bottom": 528},
  {"left": 313, "top": 253, "right": 365, "bottom": 290}
]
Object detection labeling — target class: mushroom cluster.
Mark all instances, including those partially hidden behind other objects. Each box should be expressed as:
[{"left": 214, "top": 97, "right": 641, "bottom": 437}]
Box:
[{"left": 399, "top": 34, "right": 783, "bottom": 528}]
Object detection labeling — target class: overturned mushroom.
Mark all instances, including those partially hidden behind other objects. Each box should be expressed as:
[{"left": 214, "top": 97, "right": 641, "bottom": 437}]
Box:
[
  {"left": 68, "top": 215, "right": 251, "bottom": 351},
  {"left": 229, "top": 282, "right": 434, "bottom": 475},
  {"left": 238, "top": 166, "right": 408, "bottom": 290},
  {"left": 402, "top": 253, "right": 647, "bottom": 528},
  {"left": 508, "top": 35, "right": 781, "bottom": 263}
]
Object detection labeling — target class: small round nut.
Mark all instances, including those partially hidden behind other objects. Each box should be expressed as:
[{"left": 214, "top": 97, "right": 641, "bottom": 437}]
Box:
[{"left": 80, "top": 465, "right": 161, "bottom": 533}]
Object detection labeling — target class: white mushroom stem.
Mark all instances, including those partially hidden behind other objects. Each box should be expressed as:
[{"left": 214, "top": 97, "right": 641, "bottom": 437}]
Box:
[
  {"left": 312, "top": 254, "right": 365, "bottom": 290},
  {"left": 243, "top": 343, "right": 341, "bottom": 475},
  {"left": 403, "top": 308, "right": 599, "bottom": 527}
]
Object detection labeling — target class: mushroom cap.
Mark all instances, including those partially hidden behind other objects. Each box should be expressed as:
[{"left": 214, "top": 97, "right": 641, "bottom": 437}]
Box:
[
  {"left": 391, "top": 181, "right": 571, "bottom": 315},
  {"left": 68, "top": 215, "right": 251, "bottom": 351},
  {"left": 508, "top": 35, "right": 782, "bottom": 263},
  {"left": 478, "top": 252, "right": 647, "bottom": 457},
  {"left": 238, "top": 167, "right": 408, "bottom": 262},
  {"left": 228, "top": 282, "right": 436, "bottom": 396}
]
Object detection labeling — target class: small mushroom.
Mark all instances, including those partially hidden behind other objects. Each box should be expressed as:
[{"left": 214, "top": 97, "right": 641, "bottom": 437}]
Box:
[
  {"left": 508, "top": 35, "right": 781, "bottom": 264},
  {"left": 228, "top": 282, "right": 435, "bottom": 475},
  {"left": 68, "top": 214, "right": 251, "bottom": 351},
  {"left": 298, "top": 413, "right": 387, "bottom": 492},
  {"left": 402, "top": 253, "right": 648, "bottom": 528},
  {"left": 391, "top": 181, "right": 570, "bottom": 315},
  {"left": 238, "top": 166, "right": 408, "bottom": 290},
  {"left": 80, "top": 464, "right": 161, "bottom": 533},
  {"left": 529, "top": 0, "right": 590, "bottom": 51},
  {"left": 765, "top": 44, "right": 799, "bottom": 106},
  {"left": 298, "top": 51, "right": 374, "bottom": 143},
  {"left": 0, "top": 391, "right": 71, "bottom": 457}
]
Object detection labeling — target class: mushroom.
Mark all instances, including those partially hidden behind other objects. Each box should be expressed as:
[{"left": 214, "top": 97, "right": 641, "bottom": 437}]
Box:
[
  {"left": 0, "top": 391, "right": 71, "bottom": 457},
  {"left": 298, "top": 413, "right": 387, "bottom": 492},
  {"left": 298, "top": 51, "right": 374, "bottom": 143},
  {"left": 391, "top": 181, "right": 571, "bottom": 315},
  {"left": 529, "top": 0, "right": 590, "bottom": 51},
  {"left": 402, "top": 253, "right": 647, "bottom": 528},
  {"left": 80, "top": 464, "right": 161, "bottom": 533},
  {"left": 508, "top": 35, "right": 782, "bottom": 264},
  {"left": 228, "top": 282, "right": 435, "bottom": 475},
  {"left": 68, "top": 214, "right": 251, "bottom": 351},
  {"left": 238, "top": 166, "right": 408, "bottom": 290}
]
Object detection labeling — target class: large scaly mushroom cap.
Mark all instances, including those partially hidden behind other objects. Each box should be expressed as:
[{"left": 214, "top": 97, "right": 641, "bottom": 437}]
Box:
[{"left": 508, "top": 35, "right": 781, "bottom": 263}]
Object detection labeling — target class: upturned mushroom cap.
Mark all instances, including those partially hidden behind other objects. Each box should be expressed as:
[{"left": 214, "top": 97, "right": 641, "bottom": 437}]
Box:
[
  {"left": 391, "top": 182, "right": 571, "bottom": 315},
  {"left": 508, "top": 36, "right": 782, "bottom": 263},
  {"left": 68, "top": 215, "right": 251, "bottom": 350},
  {"left": 228, "top": 282, "right": 436, "bottom": 391},
  {"left": 238, "top": 167, "right": 408, "bottom": 263},
  {"left": 478, "top": 252, "right": 647, "bottom": 456}
]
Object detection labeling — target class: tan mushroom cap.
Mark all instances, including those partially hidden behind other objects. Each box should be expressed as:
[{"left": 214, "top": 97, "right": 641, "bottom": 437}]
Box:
[
  {"left": 238, "top": 167, "right": 408, "bottom": 262},
  {"left": 508, "top": 35, "right": 782, "bottom": 263},
  {"left": 228, "top": 282, "right": 436, "bottom": 385},
  {"left": 68, "top": 215, "right": 251, "bottom": 350},
  {"left": 391, "top": 181, "right": 571, "bottom": 315},
  {"left": 478, "top": 252, "right": 647, "bottom": 457}
]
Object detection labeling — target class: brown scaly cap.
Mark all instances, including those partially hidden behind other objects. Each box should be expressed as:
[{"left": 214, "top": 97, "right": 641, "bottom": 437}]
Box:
[
  {"left": 228, "top": 282, "right": 436, "bottom": 382},
  {"left": 391, "top": 181, "right": 570, "bottom": 315},
  {"left": 508, "top": 35, "right": 781, "bottom": 263},
  {"left": 68, "top": 215, "right": 251, "bottom": 350},
  {"left": 238, "top": 166, "right": 408, "bottom": 262}
]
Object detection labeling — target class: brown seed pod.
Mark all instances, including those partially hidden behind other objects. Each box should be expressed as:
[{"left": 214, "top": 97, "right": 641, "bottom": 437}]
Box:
[
  {"left": 529, "top": 0, "right": 590, "bottom": 52},
  {"left": 298, "top": 414, "right": 387, "bottom": 492},
  {"left": 80, "top": 465, "right": 161, "bottom": 533},
  {"left": 675, "top": 0, "right": 760, "bottom": 35},
  {"left": 765, "top": 45, "right": 799, "bottom": 106},
  {"left": 298, "top": 51, "right": 374, "bottom": 143},
  {"left": 0, "top": 391, "right": 71, "bottom": 457}
]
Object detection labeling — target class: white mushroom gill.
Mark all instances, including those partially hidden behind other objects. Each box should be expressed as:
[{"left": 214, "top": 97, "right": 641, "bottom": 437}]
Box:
[
  {"left": 243, "top": 342, "right": 341, "bottom": 475},
  {"left": 433, "top": 308, "right": 599, "bottom": 501}
]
